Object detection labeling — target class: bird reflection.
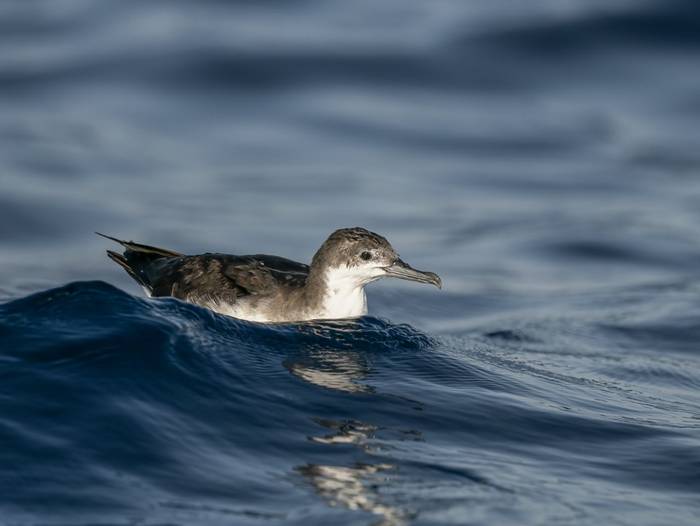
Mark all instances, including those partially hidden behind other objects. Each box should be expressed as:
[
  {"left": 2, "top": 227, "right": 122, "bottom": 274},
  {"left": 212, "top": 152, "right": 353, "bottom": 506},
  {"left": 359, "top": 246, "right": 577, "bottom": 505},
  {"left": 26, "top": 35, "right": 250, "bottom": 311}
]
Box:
[
  {"left": 297, "top": 419, "right": 414, "bottom": 525},
  {"left": 310, "top": 418, "right": 378, "bottom": 446},
  {"left": 296, "top": 463, "right": 408, "bottom": 526},
  {"left": 283, "top": 347, "right": 373, "bottom": 393},
  {"left": 288, "top": 320, "right": 419, "bottom": 524},
  {"left": 310, "top": 418, "right": 422, "bottom": 450}
]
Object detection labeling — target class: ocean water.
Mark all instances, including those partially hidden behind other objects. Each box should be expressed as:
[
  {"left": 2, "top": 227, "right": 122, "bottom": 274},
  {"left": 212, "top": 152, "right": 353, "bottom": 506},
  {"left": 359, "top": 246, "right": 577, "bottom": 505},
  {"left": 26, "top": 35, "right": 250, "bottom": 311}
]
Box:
[{"left": 2, "top": 0, "right": 700, "bottom": 524}]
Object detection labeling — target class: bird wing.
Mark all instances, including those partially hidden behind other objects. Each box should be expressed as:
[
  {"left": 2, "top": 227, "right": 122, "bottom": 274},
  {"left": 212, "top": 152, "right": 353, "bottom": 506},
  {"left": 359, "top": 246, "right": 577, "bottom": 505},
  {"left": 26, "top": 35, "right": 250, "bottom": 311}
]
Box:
[{"left": 147, "top": 253, "right": 309, "bottom": 302}]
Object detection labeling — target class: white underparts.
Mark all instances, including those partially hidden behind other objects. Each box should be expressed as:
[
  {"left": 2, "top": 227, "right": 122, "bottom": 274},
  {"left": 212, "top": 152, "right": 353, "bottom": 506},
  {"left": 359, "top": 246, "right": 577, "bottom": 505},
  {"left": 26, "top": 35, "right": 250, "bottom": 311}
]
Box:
[
  {"left": 214, "top": 301, "right": 276, "bottom": 323},
  {"left": 318, "top": 264, "right": 379, "bottom": 319}
]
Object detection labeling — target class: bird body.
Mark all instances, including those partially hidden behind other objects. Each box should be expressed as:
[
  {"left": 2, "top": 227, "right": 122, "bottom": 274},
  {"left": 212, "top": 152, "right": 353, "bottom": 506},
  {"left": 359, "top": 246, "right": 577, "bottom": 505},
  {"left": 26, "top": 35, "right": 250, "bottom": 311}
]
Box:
[{"left": 99, "top": 228, "right": 441, "bottom": 323}]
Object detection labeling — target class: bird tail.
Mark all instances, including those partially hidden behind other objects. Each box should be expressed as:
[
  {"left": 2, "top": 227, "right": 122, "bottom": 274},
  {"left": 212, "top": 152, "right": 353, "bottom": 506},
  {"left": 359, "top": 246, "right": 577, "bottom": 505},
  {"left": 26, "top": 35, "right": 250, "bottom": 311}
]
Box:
[
  {"left": 97, "top": 232, "right": 182, "bottom": 290},
  {"left": 95, "top": 232, "right": 182, "bottom": 258}
]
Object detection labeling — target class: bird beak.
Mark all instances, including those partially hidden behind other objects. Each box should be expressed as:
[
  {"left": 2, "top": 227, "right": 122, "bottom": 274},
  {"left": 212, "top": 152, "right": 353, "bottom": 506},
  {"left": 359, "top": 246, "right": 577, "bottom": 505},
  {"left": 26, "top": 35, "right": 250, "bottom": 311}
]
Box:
[{"left": 383, "top": 259, "right": 442, "bottom": 289}]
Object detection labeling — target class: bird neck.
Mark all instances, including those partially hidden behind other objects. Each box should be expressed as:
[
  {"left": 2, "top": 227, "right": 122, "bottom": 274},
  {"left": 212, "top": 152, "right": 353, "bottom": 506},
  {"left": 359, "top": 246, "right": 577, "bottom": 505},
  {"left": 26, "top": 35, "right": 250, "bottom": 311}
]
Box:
[{"left": 305, "top": 264, "right": 368, "bottom": 319}]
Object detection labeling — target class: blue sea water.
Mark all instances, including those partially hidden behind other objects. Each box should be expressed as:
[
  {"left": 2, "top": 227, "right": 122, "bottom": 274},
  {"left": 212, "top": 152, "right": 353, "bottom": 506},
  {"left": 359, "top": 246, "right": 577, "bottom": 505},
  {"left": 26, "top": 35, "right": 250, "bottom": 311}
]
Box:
[{"left": 2, "top": 0, "right": 700, "bottom": 524}]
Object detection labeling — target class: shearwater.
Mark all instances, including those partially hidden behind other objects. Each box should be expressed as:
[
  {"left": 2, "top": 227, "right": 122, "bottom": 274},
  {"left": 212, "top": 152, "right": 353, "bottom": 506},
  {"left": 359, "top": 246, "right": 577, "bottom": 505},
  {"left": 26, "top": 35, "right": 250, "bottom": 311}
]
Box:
[{"left": 97, "top": 227, "right": 441, "bottom": 322}]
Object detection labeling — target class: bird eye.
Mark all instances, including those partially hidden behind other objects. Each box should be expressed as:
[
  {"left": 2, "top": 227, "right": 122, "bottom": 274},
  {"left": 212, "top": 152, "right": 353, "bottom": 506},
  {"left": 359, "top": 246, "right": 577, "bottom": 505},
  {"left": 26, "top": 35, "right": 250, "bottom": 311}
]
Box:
[{"left": 360, "top": 251, "right": 372, "bottom": 261}]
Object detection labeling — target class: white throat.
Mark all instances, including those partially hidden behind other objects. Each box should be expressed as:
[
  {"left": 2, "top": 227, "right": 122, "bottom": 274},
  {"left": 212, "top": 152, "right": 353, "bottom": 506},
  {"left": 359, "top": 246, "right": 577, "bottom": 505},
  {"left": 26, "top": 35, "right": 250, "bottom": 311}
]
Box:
[{"left": 319, "top": 265, "right": 369, "bottom": 319}]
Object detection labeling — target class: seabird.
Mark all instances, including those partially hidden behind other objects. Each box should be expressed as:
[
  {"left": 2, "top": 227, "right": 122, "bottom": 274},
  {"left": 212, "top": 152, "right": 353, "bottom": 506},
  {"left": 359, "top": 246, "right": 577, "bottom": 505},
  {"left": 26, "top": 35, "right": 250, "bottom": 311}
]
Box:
[{"left": 97, "top": 227, "right": 441, "bottom": 323}]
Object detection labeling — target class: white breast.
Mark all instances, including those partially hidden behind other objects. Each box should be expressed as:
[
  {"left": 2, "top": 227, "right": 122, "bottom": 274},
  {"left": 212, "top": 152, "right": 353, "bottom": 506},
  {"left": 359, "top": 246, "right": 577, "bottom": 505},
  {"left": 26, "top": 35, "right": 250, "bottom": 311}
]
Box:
[{"left": 318, "top": 266, "right": 368, "bottom": 319}]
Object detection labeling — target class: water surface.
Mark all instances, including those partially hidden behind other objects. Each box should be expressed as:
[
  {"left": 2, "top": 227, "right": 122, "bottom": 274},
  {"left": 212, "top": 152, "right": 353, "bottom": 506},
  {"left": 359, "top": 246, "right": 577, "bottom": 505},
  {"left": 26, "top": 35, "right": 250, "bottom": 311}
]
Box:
[{"left": 1, "top": 1, "right": 700, "bottom": 524}]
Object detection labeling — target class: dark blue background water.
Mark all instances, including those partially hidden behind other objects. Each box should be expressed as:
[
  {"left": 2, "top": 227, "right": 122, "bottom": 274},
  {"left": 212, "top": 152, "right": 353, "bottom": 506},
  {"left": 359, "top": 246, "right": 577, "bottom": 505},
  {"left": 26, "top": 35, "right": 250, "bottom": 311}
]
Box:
[{"left": 2, "top": 1, "right": 700, "bottom": 524}]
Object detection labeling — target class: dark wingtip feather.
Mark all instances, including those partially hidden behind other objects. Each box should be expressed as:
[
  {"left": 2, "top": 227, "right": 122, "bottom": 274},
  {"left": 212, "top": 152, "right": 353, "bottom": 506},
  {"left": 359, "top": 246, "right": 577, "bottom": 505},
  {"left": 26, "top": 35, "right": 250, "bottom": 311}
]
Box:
[
  {"left": 96, "top": 232, "right": 125, "bottom": 244},
  {"left": 105, "top": 249, "right": 126, "bottom": 263},
  {"left": 96, "top": 232, "right": 182, "bottom": 258},
  {"left": 106, "top": 249, "right": 148, "bottom": 288}
]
